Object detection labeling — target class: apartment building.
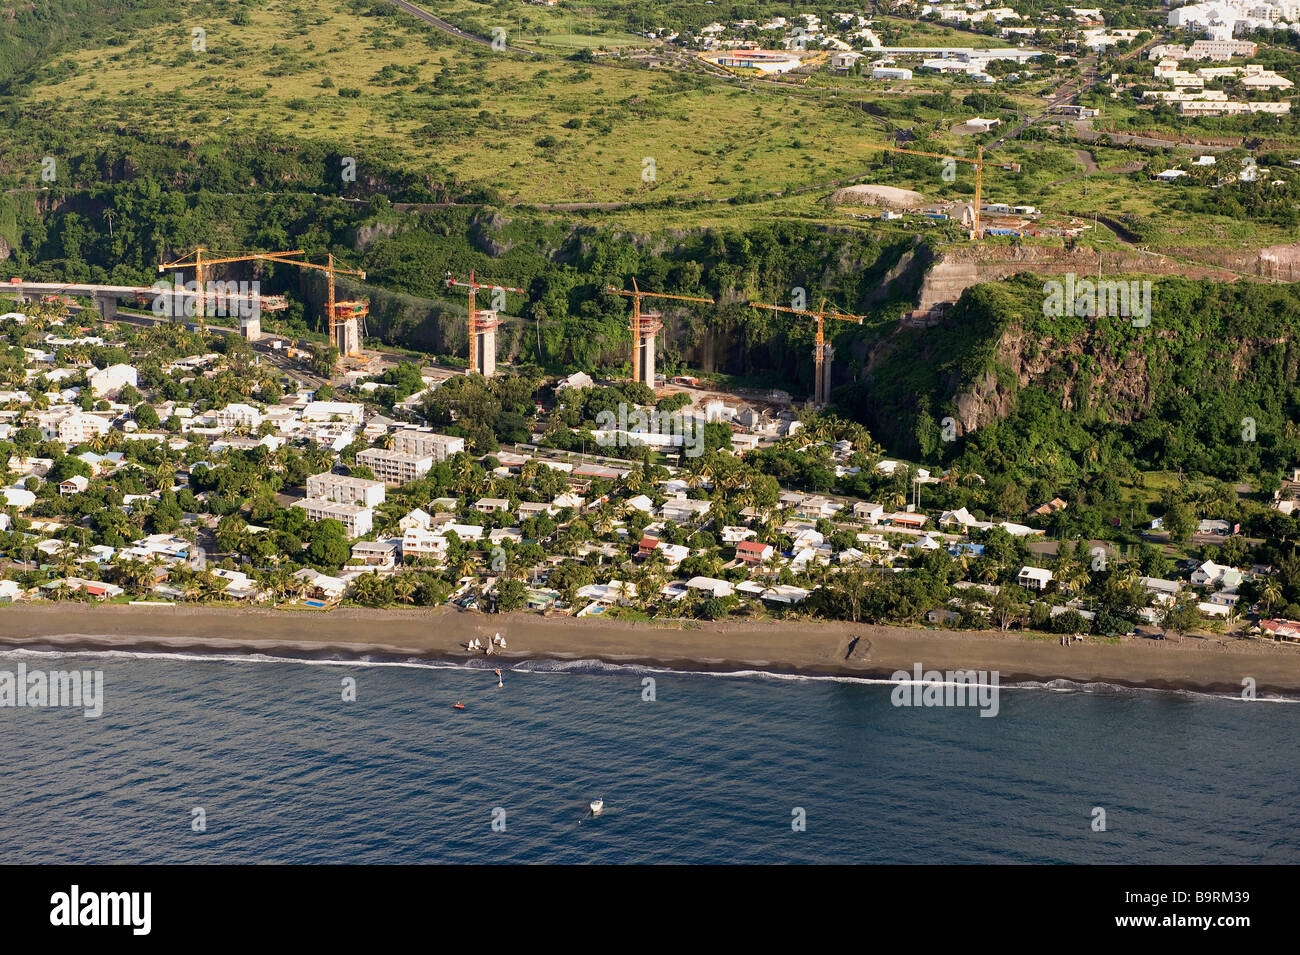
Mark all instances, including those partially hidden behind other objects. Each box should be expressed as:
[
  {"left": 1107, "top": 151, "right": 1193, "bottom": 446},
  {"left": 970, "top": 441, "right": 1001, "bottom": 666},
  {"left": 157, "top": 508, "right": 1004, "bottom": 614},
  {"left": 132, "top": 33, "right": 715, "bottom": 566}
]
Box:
[
  {"left": 38, "top": 409, "right": 111, "bottom": 445},
  {"left": 355, "top": 447, "right": 434, "bottom": 486},
  {"left": 392, "top": 428, "right": 466, "bottom": 461},
  {"left": 292, "top": 499, "right": 374, "bottom": 537},
  {"left": 305, "top": 472, "right": 387, "bottom": 507},
  {"left": 215, "top": 402, "right": 263, "bottom": 431}
]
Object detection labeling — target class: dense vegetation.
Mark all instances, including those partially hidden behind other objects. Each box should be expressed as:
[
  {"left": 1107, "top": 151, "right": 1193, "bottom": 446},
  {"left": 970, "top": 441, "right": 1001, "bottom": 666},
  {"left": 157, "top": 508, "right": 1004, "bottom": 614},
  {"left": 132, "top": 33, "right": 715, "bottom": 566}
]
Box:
[{"left": 843, "top": 275, "right": 1300, "bottom": 490}]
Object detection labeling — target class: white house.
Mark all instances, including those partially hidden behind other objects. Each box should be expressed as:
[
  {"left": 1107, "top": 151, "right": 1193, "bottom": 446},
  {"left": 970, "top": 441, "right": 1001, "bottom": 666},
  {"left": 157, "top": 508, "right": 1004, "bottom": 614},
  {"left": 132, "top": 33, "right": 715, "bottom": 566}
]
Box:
[
  {"left": 1017, "top": 566, "right": 1054, "bottom": 591},
  {"left": 1190, "top": 560, "right": 1242, "bottom": 590},
  {"left": 215, "top": 402, "right": 263, "bottom": 431},
  {"left": 686, "top": 576, "right": 734, "bottom": 598},
  {"left": 302, "top": 401, "right": 364, "bottom": 424},
  {"left": 402, "top": 527, "right": 448, "bottom": 560},
  {"left": 854, "top": 501, "right": 885, "bottom": 523},
  {"left": 88, "top": 363, "right": 138, "bottom": 399}
]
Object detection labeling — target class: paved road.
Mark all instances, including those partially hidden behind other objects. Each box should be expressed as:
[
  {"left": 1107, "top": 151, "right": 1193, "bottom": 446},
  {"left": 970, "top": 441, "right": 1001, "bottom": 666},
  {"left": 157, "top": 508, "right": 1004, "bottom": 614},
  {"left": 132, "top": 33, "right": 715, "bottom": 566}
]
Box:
[
  {"left": 1073, "top": 121, "right": 1234, "bottom": 152},
  {"left": 382, "top": 0, "right": 537, "bottom": 56}
]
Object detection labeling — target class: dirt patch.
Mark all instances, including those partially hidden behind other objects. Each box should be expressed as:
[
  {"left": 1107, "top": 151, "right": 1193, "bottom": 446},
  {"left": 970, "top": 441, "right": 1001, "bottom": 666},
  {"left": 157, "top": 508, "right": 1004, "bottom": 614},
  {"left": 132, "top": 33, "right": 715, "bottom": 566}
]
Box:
[{"left": 829, "top": 184, "right": 925, "bottom": 209}]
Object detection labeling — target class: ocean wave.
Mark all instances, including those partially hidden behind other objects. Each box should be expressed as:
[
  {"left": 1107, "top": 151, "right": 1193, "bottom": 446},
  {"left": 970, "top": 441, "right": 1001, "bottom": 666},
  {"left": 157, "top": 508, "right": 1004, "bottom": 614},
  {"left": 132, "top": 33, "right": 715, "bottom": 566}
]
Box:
[
  {"left": 1002, "top": 677, "right": 1299, "bottom": 703},
  {"left": 0, "top": 645, "right": 1293, "bottom": 701}
]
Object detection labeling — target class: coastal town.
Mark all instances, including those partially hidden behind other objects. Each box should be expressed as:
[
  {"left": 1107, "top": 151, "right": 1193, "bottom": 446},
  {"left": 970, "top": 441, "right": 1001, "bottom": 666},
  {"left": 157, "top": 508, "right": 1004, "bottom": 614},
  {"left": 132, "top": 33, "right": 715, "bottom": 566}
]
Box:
[
  {"left": 1, "top": 297, "right": 1298, "bottom": 649},
  {"left": 3, "top": 0, "right": 1300, "bottom": 880}
]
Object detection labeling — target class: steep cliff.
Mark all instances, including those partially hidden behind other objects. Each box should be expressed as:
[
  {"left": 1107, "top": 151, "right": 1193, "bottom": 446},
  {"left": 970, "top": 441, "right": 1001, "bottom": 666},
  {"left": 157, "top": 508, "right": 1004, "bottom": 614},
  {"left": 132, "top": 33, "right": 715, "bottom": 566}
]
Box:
[{"left": 838, "top": 275, "right": 1300, "bottom": 479}]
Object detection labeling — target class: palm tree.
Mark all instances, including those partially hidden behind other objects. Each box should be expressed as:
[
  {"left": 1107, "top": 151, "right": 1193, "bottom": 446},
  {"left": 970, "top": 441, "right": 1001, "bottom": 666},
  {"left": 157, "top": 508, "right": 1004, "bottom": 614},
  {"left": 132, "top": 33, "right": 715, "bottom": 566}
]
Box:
[
  {"left": 352, "top": 573, "right": 383, "bottom": 606},
  {"left": 15, "top": 540, "right": 35, "bottom": 573},
  {"left": 1060, "top": 564, "right": 1091, "bottom": 597},
  {"left": 393, "top": 572, "right": 417, "bottom": 605},
  {"left": 1260, "top": 578, "right": 1283, "bottom": 619}
]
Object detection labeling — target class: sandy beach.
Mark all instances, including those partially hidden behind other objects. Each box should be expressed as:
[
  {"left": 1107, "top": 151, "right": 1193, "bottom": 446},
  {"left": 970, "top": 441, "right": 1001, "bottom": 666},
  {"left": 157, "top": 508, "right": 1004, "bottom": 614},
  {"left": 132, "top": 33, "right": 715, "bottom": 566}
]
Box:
[{"left": 2, "top": 604, "right": 1300, "bottom": 695}]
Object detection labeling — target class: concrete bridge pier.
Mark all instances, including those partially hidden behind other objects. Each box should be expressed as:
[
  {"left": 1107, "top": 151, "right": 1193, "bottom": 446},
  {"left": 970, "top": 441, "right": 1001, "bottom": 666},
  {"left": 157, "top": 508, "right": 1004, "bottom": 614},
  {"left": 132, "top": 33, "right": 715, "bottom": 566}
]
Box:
[{"left": 94, "top": 293, "right": 119, "bottom": 320}]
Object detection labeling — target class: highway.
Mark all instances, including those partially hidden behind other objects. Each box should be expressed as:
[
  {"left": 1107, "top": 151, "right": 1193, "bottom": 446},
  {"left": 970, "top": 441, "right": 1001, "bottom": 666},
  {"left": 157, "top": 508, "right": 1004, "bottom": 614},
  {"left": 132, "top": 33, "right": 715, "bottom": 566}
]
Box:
[{"left": 382, "top": 0, "right": 537, "bottom": 56}]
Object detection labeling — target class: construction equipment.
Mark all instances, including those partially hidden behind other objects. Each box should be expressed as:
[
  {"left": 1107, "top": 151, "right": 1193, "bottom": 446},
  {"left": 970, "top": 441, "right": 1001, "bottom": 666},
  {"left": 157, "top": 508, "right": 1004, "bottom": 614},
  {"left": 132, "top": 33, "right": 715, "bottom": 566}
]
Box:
[
  {"left": 866, "top": 143, "right": 987, "bottom": 240},
  {"left": 157, "top": 248, "right": 305, "bottom": 331},
  {"left": 748, "top": 298, "right": 865, "bottom": 407},
  {"left": 262, "top": 252, "right": 368, "bottom": 357},
  {"left": 445, "top": 270, "right": 527, "bottom": 379},
  {"left": 604, "top": 279, "right": 714, "bottom": 387}
]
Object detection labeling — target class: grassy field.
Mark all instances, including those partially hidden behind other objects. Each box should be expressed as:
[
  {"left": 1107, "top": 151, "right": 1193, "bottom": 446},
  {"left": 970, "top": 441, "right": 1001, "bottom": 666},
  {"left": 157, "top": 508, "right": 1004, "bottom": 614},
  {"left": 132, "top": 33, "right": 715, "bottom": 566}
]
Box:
[{"left": 10, "top": 0, "right": 1299, "bottom": 250}]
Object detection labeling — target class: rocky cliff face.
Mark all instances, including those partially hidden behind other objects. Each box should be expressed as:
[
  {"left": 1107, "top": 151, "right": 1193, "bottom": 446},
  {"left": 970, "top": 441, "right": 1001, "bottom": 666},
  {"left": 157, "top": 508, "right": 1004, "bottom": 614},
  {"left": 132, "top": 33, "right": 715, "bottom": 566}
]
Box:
[
  {"left": 950, "top": 322, "right": 1157, "bottom": 436},
  {"left": 911, "top": 243, "right": 1299, "bottom": 320}
]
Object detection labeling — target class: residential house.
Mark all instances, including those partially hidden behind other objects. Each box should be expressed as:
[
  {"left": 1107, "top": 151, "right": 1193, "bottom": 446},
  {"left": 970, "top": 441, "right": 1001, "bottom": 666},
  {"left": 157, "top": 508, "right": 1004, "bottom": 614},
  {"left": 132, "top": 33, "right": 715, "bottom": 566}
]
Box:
[
  {"left": 853, "top": 502, "right": 885, "bottom": 523},
  {"left": 721, "top": 525, "right": 757, "bottom": 545},
  {"left": 659, "top": 496, "right": 712, "bottom": 524},
  {"left": 1017, "top": 566, "right": 1054, "bottom": 591},
  {"left": 737, "top": 540, "right": 774, "bottom": 565},
  {"left": 888, "top": 512, "right": 928, "bottom": 529},
  {"left": 402, "top": 527, "right": 448, "bottom": 560},
  {"left": 210, "top": 568, "right": 259, "bottom": 600},
  {"left": 351, "top": 539, "right": 402, "bottom": 569},
  {"left": 517, "top": 502, "right": 556, "bottom": 522},
  {"left": 1027, "top": 497, "right": 1068, "bottom": 518},
  {"left": 301, "top": 401, "right": 364, "bottom": 424},
  {"left": 88, "top": 363, "right": 137, "bottom": 399},
  {"left": 59, "top": 475, "right": 89, "bottom": 496},
  {"left": 1190, "top": 560, "right": 1242, "bottom": 589},
  {"left": 686, "top": 576, "right": 734, "bottom": 598},
  {"left": 795, "top": 496, "right": 841, "bottom": 520},
  {"left": 292, "top": 568, "right": 348, "bottom": 601},
  {"left": 398, "top": 509, "right": 432, "bottom": 534}
]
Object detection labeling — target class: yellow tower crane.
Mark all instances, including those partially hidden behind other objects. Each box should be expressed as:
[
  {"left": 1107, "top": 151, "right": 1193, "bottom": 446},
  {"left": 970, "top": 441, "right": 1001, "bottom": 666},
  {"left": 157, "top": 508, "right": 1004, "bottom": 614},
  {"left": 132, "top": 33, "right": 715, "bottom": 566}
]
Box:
[
  {"left": 445, "top": 270, "right": 528, "bottom": 379},
  {"left": 157, "top": 247, "right": 303, "bottom": 327},
  {"left": 604, "top": 279, "right": 714, "bottom": 387},
  {"left": 262, "top": 252, "right": 368, "bottom": 357},
  {"left": 865, "top": 143, "right": 989, "bottom": 240},
  {"left": 748, "top": 298, "right": 865, "bottom": 407}
]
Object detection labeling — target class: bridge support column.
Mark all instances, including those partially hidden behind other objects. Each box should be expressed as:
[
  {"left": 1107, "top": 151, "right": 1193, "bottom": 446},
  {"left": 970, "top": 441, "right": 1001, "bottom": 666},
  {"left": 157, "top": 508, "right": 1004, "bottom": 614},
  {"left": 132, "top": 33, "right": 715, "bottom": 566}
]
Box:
[{"left": 95, "top": 294, "right": 118, "bottom": 320}]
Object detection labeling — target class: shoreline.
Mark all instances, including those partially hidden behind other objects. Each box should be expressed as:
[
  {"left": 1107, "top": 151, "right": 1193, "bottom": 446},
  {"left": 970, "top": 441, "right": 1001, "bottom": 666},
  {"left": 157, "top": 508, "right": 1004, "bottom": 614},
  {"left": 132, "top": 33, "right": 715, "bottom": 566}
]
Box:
[{"left": 2, "top": 604, "right": 1300, "bottom": 696}]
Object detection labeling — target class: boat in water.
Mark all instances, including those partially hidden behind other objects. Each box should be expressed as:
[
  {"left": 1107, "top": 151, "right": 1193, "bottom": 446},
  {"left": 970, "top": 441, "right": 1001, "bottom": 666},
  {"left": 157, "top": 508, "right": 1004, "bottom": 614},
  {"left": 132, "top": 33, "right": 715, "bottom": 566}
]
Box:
[{"left": 589, "top": 798, "right": 604, "bottom": 815}]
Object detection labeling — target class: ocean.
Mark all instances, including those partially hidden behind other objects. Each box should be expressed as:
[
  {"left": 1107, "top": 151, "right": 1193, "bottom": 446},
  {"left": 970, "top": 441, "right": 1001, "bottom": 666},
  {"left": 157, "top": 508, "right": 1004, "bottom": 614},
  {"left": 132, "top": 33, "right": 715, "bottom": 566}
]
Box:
[{"left": 1, "top": 649, "right": 1296, "bottom": 864}]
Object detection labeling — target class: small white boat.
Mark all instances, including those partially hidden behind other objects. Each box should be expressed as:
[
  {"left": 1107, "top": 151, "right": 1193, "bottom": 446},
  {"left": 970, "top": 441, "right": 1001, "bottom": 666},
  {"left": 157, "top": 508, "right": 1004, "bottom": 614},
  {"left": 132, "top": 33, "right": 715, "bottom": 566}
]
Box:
[{"left": 589, "top": 798, "right": 604, "bottom": 815}]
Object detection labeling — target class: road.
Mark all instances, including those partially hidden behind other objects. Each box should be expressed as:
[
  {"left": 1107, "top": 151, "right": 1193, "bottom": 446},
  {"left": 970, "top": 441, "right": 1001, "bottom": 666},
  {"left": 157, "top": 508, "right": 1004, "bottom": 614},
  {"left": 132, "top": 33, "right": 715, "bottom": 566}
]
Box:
[
  {"left": 989, "top": 35, "right": 1161, "bottom": 154},
  {"left": 382, "top": 0, "right": 537, "bottom": 56}
]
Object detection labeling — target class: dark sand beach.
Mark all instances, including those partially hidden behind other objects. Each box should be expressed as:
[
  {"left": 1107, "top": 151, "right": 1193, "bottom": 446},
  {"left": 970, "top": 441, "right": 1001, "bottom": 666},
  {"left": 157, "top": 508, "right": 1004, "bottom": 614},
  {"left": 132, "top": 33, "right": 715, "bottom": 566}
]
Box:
[{"left": 2, "top": 604, "right": 1300, "bottom": 694}]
